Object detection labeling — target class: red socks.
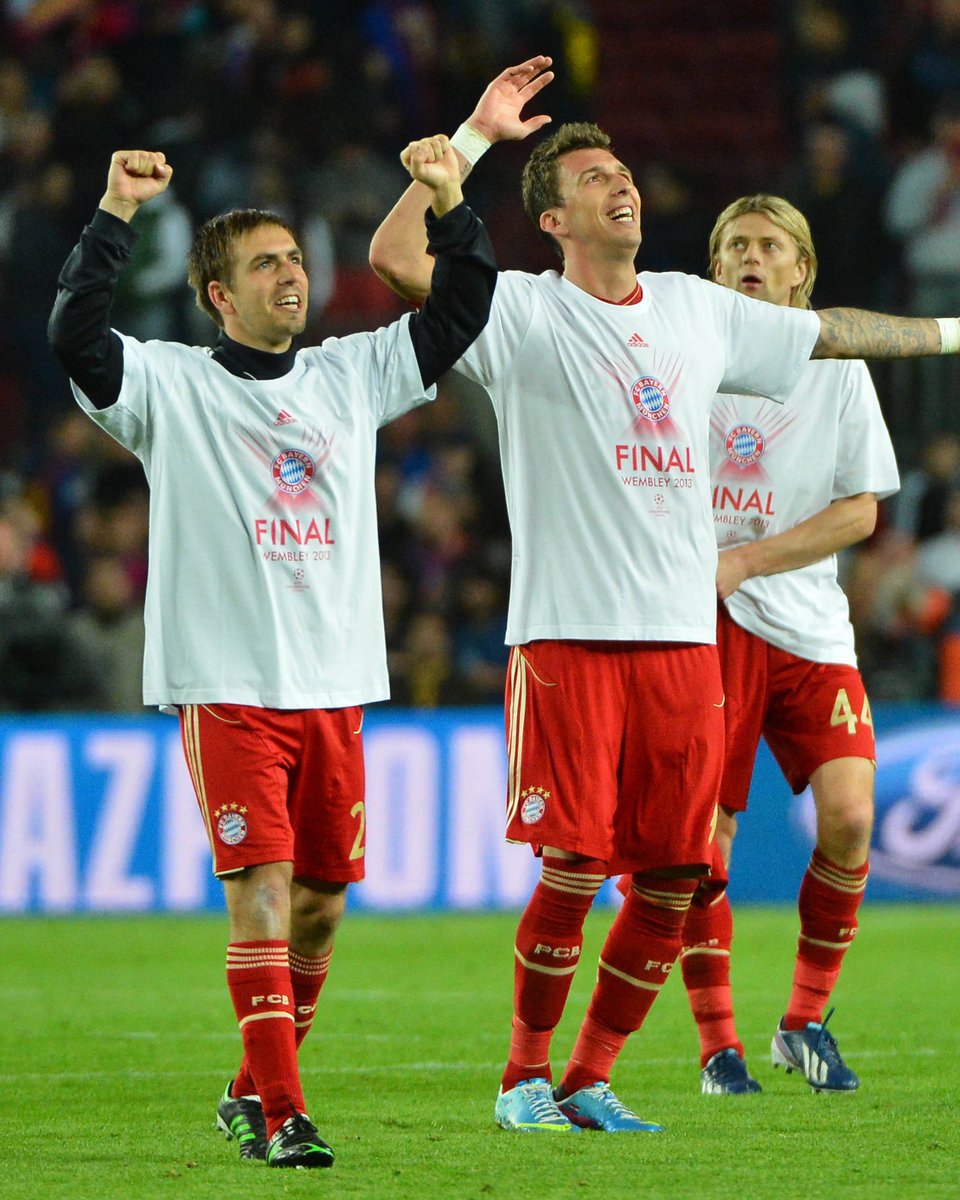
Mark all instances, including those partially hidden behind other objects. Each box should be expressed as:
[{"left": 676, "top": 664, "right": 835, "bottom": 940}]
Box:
[
  {"left": 680, "top": 888, "right": 742, "bottom": 1066},
  {"left": 290, "top": 948, "right": 332, "bottom": 1048},
  {"left": 226, "top": 941, "right": 303, "bottom": 1139},
  {"left": 501, "top": 856, "right": 605, "bottom": 1090},
  {"left": 560, "top": 875, "right": 697, "bottom": 1095},
  {"left": 232, "top": 946, "right": 333, "bottom": 1102},
  {"left": 784, "top": 850, "right": 868, "bottom": 1028}
]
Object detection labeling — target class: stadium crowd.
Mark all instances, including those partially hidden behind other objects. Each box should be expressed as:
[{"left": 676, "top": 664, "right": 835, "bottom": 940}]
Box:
[{"left": 3, "top": 0, "right": 960, "bottom": 711}]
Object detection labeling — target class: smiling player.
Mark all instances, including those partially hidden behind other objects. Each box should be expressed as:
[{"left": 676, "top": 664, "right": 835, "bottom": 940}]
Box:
[
  {"left": 370, "top": 58, "right": 957, "bottom": 1133},
  {"left": 48, "top": 141, "right": 496, "bottom": 1167}
]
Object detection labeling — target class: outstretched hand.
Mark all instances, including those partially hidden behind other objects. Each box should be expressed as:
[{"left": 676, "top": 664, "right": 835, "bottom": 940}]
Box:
[
  {"left": 99, "top": 150, "right": 173, "bottom": 222},
  {"left": 401, "top": 135, "right": 463, "bottom": 215},
  {"left": 466, "top": 55, "right": 554, "bottom": 144}
]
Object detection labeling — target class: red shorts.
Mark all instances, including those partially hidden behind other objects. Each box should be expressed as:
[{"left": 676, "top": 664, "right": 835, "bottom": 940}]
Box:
[
  {"left": 179, "top": 703, "right": 366, "bottom": 882},
  {"left": 718, "top": 605, "right": 876, "bottom": 813},
  {"left": 504, "top": 640, "right": 725, "bottom": 874}
]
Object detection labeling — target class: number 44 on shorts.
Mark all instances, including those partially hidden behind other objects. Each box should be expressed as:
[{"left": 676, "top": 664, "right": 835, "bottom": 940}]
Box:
[{"left": 830, "top": 688, "right": 873, "bottom": 734}]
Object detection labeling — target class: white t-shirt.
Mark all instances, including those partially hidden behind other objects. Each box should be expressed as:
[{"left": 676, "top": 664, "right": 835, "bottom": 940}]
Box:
[
  {"left": 713, "top": 358, "right": 900, "bottom": 666},
  {"left": 73, "top": 319, "right": 433, "bottom": 708},
  {"left": 454, "top": 270, "right": 821, "bottom": 645}
]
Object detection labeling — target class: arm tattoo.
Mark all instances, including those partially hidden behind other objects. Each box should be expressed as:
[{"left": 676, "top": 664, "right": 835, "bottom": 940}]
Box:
[{"left": 812, "top": 308, "right": 941, "bottom": 359}]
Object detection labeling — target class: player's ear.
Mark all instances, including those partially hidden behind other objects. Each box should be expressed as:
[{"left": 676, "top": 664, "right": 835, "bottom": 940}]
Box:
[
  {"left": 540, "top": 208, "right": 564, "bottom": 238},
  {"left": 208, "top": 280, "right": 236, "bottom": 317}
]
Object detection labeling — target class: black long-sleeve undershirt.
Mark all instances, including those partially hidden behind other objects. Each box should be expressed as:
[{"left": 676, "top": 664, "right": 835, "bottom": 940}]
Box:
[{"left": 48, "top": 202, "right": 496, "bottom": 408}]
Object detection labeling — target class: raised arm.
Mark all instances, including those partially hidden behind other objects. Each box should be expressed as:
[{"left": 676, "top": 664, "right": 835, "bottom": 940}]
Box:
[
  {"left": 716, "top": 492, "right": 877, "bottom": 601},
  {"left": 369, "top": 55, "right": 553, "bottom": 304},
  {"left": 401, "top": 136, "right": 497, "bottom": 387},
  {"left": 48, "top": 151, "right": 173, "bottom": 409},
  {"left": 812, "top": 309, "right": 958, "bottom": 359}
]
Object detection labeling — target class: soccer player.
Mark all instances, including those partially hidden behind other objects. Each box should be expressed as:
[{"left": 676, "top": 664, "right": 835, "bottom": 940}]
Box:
[
  {"left": 680, "top": 195, "right": 898, "bottom": 1096},
  {"left": 369, "top": 58, "right": 960, "bottom": 1133},
  {"left": 48, "top": 142, "right": 496, "bottom": 1167}
]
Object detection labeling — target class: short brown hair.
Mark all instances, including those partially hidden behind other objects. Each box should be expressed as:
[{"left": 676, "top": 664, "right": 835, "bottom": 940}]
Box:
[
  {"left": 709, "top": 194, "right": 817, "bottom": 309},
  {"left": 186, "top": 209, "right": 300, "bottom": 327},
  {"left": 521, "top": 122, "right": 613, "bottom": 260}
]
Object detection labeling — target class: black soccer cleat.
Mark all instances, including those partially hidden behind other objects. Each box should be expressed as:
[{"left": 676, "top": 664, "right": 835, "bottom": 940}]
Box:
[
  {"left": 215, "top": 1079, "right": 268, "bottom": 1161},
  {"left": 266, "top": 1112, "right": 335, "bottom": 1169}
]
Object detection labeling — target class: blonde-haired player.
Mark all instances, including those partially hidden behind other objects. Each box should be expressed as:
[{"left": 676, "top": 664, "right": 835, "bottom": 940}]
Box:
[{"left": 681, "top": 194, "right": 898, "bottom": 1095}]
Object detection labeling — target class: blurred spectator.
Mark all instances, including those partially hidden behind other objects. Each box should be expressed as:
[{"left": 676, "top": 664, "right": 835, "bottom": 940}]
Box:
[
  {"left": 75, "top": 460, "right": 149, "bottom": 599},
  {"left": 781, "top": 116, "right": 889, "bottom": 306},
  {"left": 885, "top": 92, "right": 960, "bottom": 317},
  {"left": 0, "top": 501, "right": 94, "bottom": 711},
  {"left": 390, "top": 609, "right": 473, "bottom": 706},
  {"left": 892, "top": 430, "right": 960, "bottom": 541},
  {"left": 112, "top": 184, "right": 193, "bottom": 341},
  {"left": 846, "top": 526, "right": 947, "bottom": 699},
  {"left": 635, "top": 162, "right": 709, "bottom": 277},
  {"left": 67, "top": 554, "right": 145, "bottom": 711},
  {"left": 916, "top": 486, "right": 960, "bottom": 592},
  {"left": 451, "top": 570, "right": 508, "bottom": 702},
  {"left": 892, "top": 0, "right": 960, "bottom": 142},
  {"left": 49, "top": 53, "right": 140, "bottom": 225}
]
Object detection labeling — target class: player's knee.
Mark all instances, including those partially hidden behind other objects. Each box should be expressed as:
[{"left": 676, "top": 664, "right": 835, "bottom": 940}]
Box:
[
  {"left": 818, "top": 795, "right": 873, "bottom": 862},
  {"left": 292, "top": 880, "right": 348, "bottom": 944}
]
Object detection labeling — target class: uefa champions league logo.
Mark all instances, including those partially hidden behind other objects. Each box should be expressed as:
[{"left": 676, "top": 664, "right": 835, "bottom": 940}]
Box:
[
  {"left": 272, "top": 448, "right": 316, "bottom": 495},
  {"left": 725, "top": 424, "right": 765, "bottom": 466}
]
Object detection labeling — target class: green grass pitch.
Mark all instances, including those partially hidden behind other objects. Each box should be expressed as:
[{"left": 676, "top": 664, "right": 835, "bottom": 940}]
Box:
[{"left": 1, "top": 904, "right": 958, "bottom": 1200}]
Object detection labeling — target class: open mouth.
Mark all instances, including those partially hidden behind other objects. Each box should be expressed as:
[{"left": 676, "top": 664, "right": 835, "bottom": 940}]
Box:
[
  {"left": 276, "top": 294, "right": 302, "bottom": 311},
  {"left": 608, "top": 205, "right": 635, "bottom": 223}
]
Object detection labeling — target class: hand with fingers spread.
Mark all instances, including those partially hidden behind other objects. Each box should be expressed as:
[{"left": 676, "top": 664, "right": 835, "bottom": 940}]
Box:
[
  {"left": 401, "top": 134, "right": 463, "bottom": 216},
  {"left": 465, "top": 55, "right": 554, "bottom": 145},
  {"left": 99, "top": 150, "right": 173, "bottom": 222}
]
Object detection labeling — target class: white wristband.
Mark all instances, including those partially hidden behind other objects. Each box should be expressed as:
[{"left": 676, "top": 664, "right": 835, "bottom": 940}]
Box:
[
  {"left": 449, "top": 122, "right": 492, "bottom": 166},
  {"left": 936, "top": 316, "right": 960, "bottom": 355}
]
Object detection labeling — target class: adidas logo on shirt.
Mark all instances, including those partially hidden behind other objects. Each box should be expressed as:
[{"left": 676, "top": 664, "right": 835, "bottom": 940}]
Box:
[
  {"left": 627, "top": 333, "right": 648, "bottom": 348},
  {"left": 274, "top": 410, "right": 296, "bottom": 425}
]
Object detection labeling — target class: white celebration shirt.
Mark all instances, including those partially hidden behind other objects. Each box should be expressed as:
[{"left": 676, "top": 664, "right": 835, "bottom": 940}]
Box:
[
  {"left": 73, "top": 320, "right": 432, "bottom": 708},
  {"left": 454, "top": 270, "right": 821, "bottom": 645},
  {"left": 713, "top": 357, "right": 900, "bottom": 666}
]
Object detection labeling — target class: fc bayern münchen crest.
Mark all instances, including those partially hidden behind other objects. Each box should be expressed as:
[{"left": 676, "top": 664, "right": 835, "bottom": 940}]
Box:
[
  {"left": 217, "top": 810, "right": 248, "bottom": 845},
  {"left": 272, "top": 448, "right": 316, "bottom": 495},
  {"left": 631, "top": 376, "right": 670, "bottom": 421},
  {"left": 725, "top": 424, "right": 765, "bottom": 466},
  {"left": 520, "top": 787, "right": 548, "bottom": 824}
]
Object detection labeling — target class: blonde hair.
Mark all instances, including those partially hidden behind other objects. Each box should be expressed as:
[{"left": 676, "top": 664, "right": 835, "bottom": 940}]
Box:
[{"left": 708, "top": 194, "right": 817, "bottom": 309}]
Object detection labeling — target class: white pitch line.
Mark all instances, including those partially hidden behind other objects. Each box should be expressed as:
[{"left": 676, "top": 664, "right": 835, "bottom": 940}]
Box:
[{"left": 0, "top": 1046, "right": 937, "bottom": 1085}]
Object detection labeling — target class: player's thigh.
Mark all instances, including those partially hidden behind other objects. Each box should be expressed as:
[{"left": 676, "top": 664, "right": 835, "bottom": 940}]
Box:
[
  {"left": 764, "top": 656, "right": 876, "bottom": 794},
  {"left": 289, "top": 706, "right": 366, "bottom": 884},
  {"left": 615, "top": 642, "right": 725, "bottom": 874},
  {"left": 716, "top": 608, "right": 770, "bottom": 813},
  {"left": 504, "top": 641, "right": 624, "bottom": 861},
  {"left": 179, "top": 703, "right": 297, "bottom": 876}
]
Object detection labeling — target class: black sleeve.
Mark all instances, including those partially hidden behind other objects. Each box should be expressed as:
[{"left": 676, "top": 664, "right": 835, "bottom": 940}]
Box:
[
  {"left": 408, "top": 202, "right": 497, "bottom": 388},
  {"left": 47, "top": 208, "right": 138, "bottom": 410}
]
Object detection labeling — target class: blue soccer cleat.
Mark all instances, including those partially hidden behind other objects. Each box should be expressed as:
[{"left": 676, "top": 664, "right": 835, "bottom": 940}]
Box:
[
  {"left": 495, "top": 1078, "right": 581, "bottom": 1132},
  {"left": 700, "top": 1048, "right": 763, "bottom": 1095},
  {"left": 771, "top": 1008, "right": 860, "bottom": 1093},
  {"left": 554, "top": 1082, "right": 664, "bottom": 1132}
]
